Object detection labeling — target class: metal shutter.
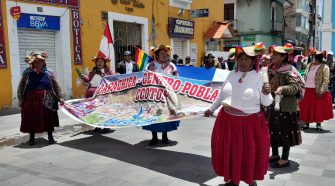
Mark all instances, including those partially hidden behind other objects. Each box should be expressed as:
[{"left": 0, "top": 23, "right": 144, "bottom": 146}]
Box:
[
  {"left": 18, "top": 29, "right": 57, "bottom": 76},
  {"left": 173, "top": 39, "right": 184, "bottom": 59}
]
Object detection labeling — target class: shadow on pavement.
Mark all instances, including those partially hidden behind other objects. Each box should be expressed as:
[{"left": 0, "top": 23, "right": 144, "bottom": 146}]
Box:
[
  {"left": 59, "top": 134, "right": 215, "bottom": 184},
  {"left": 268, "top": 160, "right": 300, "bottom": 179},
  {"left": 13, "top": 138, "right": 54, "bottom": 149},
  {"left": 135, "top": 140, "right": 178, "bottom": 148},
  {"left": 70, "top": 128, "right": 116, "bottom": 137}
]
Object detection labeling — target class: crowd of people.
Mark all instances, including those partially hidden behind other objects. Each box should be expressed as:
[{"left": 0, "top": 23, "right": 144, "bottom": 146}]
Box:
[
  {"left": 204, "top": 43, "right": 334, "bottom": 186},
  {"left": 18, "top": 42, "right": 334, "bottom": 186}
]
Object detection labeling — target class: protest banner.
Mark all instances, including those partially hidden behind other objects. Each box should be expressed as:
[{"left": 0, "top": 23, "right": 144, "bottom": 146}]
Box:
[{"left": 62, "top": 70, "right": 228, "bottom": 128}]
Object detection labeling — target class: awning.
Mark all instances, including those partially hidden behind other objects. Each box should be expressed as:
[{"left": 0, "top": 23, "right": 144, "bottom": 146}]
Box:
[{"left": 204, "top": 21, "right": 236, "bottom": 40}]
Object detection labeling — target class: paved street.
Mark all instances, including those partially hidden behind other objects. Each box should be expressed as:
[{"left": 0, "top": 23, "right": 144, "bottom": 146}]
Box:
[{"left": 1, "top": 111, "right": 335, "bottom": 186}]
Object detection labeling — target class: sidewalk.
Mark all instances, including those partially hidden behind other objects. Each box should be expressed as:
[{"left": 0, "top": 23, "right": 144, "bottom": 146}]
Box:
[{"left": 0, "top": 111, "right": 335, "bottom": 186}]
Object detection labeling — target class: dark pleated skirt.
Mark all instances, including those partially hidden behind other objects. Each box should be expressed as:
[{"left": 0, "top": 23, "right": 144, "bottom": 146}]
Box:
[
  {"left": 267, "top": 105, "right": 302, "bottom": 148},
  {"left": 20, "top": 90, "right": 59, "bottom": 133}
]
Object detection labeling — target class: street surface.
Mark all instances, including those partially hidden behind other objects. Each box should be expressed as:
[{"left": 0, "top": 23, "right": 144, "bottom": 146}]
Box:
[{"left": 0, "top": 111, "right": 335, "bottom": 186}]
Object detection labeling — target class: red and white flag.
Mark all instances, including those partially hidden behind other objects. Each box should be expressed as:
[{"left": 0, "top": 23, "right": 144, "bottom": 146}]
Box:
[{"left": 98, "top": 22, "right": 113, "bottom": 58}]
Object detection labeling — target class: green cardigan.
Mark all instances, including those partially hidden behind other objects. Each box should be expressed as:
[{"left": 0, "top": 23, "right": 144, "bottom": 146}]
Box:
[{"left": 270, "top": 73, "right": 300, "bottom": 112}]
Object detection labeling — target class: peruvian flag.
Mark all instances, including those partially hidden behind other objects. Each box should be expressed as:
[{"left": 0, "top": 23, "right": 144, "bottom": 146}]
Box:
[{"left": 98, "top": 22, "right": 113, "bottom": 58}]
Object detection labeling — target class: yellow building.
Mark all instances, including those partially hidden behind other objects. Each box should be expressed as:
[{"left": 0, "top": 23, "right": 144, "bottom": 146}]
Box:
[{"left": 0, "top": 0, "right": 227, "bottom": 110}]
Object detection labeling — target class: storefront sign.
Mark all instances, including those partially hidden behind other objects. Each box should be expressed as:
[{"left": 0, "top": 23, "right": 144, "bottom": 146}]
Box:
[
  {"left": 71, "top": 8, "right": 82, "bottom": 64},
  {"left": 0, "top": 5, "right": 7, "bottom": 68},
  {"left": 23, "top": 0, "right": 79, "bottom": 7},
  {"left": 191, "top": 9, "right": 209, "bottom": 18},
  {"left": 168, "top": 18, "right": 194, "bottom": 39},
  {"left": 17, "top": 13, "right": 60, "bottom": 30},
  {"left": 10, "top": 6, "right": 21, "bottom": 20}
]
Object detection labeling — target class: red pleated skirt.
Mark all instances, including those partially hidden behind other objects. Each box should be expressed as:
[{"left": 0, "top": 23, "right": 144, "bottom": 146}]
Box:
[
  {"left": 211, "top": 108, "right": 270, "bottom": 185},
  {"left": 299, "top": 88, "right": 334, "bottom": 123},
  {"left": 20, "top": 90, "right": 59, "bottom": 133}
]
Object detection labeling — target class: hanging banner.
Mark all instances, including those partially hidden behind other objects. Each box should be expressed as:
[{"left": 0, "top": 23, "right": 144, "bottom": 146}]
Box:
[
  {"left": 0, "top": 4, "right": 7, "bottom": 68},
  {"left": 61, "top": 70, "right": 227, "bottom": 128},
  {"left": 71, "top": 8, "right": 83, "bottom": 64}
]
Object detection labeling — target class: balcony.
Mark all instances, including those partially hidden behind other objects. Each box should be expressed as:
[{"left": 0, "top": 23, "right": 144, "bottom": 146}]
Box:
[{"left": 270, "top": 20, "right": 284, "bottom": 33}]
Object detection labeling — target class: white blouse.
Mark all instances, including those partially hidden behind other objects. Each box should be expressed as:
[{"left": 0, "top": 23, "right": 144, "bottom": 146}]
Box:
[
  {"left": 90, "top": 69, "right": 104, "bottom": 87},
  {"left": 210, "top": 70, "right": 273, "bottom": 114}
]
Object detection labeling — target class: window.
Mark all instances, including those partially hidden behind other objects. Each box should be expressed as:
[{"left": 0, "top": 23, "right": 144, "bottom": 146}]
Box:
[
  {"left": 301, "top": 16, "right": 306, "bottom": 29},
  {"left": 297, "top": 0, "right": 310, "bottom": 12},
  {"left": 296, "top": 14, "right": 301, "bottom": 27},
  {"left": 113, "top": 21, "right": 142, "bottom": 63},
  {"left": 207, "top": 41, "right": 218, "bottom": 51},
  {"left": 224, "top": 3, "right": 235, "bottom": 20},
  {"left": 296, "top": 13, "right": 310, "bottom": 30},
  {"left": 297, "top": 0, "right": 303, "bottom": 9}
]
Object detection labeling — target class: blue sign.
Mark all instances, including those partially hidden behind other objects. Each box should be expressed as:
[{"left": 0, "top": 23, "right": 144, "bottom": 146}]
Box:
[
  {"left": 17, "top": 14, "right": 60, "bottom": 30},
  {"left": 191, "top": 9, "right": 209, "bottom": 18}
]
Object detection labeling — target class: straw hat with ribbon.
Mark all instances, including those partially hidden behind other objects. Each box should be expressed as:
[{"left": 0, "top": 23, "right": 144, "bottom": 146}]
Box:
[
  {"left": 269, "top": 43, "right": 294, "bottom": 55},
  {"left": 307, "top": 48, "right": 327, "bottom": 58},
  {"left": 269, "top": 43, "right": 294, "bottom": 64},
  {"left": 91, "top": 55, "right": 111, "bottom": 63},
  {"left": 235, "top": 42, "right": 266, "bottom": 72},
  {"left": 25, "top": 51, "right": 48, "bottom": 64},
  {"left": 154, "top": 45, "right": 171, "bottom": 57}
]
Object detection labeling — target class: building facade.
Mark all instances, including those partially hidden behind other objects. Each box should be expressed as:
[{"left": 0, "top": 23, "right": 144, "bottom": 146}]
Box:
[
  {"left": 284, "top": 0, "right": 323, "bottom": 49},
  {"left": 0, "top": 0, "right": 225, "bottom": 110},
  {"left": 223, "top": 0, "right": 289, "bottom": 50}
]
